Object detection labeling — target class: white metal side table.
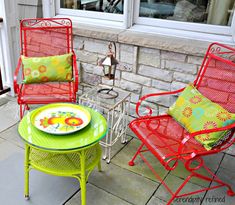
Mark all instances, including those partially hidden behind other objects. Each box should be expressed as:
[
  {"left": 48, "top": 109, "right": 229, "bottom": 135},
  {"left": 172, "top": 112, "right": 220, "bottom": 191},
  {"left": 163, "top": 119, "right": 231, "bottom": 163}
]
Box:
[{"left": 78, "top": 85, "right": 131, "bottom": 163}]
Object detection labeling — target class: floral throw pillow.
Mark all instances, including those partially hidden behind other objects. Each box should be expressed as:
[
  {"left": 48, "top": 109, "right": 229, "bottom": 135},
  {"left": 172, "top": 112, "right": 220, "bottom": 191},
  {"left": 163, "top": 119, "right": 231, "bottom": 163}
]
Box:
[
  {"left": 22, "top": 53, "right": 73, "bottom": 84},
  {"left": 168, "top": 84, "right": 235, "bottom": 150}
]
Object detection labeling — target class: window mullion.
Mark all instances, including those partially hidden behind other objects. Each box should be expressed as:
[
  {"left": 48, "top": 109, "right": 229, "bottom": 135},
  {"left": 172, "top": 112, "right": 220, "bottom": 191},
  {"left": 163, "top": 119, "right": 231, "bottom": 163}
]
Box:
[{"left": 123, "top": 0, "right": 134, "bottom": 29}]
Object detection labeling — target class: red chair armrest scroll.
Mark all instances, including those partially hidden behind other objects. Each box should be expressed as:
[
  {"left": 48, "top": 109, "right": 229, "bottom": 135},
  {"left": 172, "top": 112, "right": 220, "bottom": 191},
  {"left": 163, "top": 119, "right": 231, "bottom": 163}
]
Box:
[
  {"left": 136, "top": 88, "right": 185, "bottom": 117},
  {"left": 178, "top": 122, "right": 235, "bottom": 158},
  {"left": 72, "top": 51, "right": 79, "bottom": 93},
  {"left": 14, "top": 57, "right": 22, "bottom": 94}
]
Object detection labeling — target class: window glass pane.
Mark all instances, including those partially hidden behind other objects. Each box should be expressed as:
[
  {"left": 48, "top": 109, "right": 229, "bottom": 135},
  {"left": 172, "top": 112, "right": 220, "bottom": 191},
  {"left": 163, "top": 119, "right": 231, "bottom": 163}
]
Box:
[
  {"left": 60, "top": 0, "right": 124, "bottom": 14},
  {"left": 139, "top": 0, "right": 235, "bottom": 26}
]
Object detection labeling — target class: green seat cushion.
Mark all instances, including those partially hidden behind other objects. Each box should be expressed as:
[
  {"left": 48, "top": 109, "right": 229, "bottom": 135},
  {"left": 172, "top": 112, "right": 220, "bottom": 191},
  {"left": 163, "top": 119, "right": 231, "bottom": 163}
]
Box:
[
  {"left": 168, "top": 84, "right": 235, "bottom": 150},
  {"left": 22, "top": 53, "right": 73, "bottom": 84}
]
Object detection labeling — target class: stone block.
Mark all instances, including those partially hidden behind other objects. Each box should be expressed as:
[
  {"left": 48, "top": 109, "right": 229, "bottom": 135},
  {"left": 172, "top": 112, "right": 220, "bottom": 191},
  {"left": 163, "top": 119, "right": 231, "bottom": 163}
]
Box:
[
  {"left": 139, "top": 47, "right": 160, "bottom": 55},
  {"left": 165, "top": 60, "right": 197, "bottom": 74},
  {"left": 152, "top": 80, "right": 171, "bottom": 91},
  {"left": 119, "top": 80, "right": 142, "bottom": 94},
  {"left": 161, "top": 50, "right": 186, "bottom": 62},
  {"left": 138, "top": 65, "right": 173, "bottom": 82},
  {"left": 82, "top": 72, "right": 101, "bottom": 85},
  {"left": 138, "top": 50, "right": 161, "bottom": 67},
  {"left": 93, "top": 66, "right": 104, "bottom": 76},
  {"left": 120, "top": 50, "right": 133, "bottom": 65},
  {"left": 81, "top": 63, "right": 94, "bottom": 73},
  {"left": 120, "top": 44, "right": 134, "bottom": 64},
  {"left": 173, "top": 72, "right": 195, "bottom": 83},
  {"left": 122, "top": 72, "right": 151, "bottom": 86},
  {"left": 75, "top": 50, "right": 98, "bottom": 64},
  {"left": 117, "top": 63, "right": 132, "bottom": 72},
  {"left": 73, "top": 36, "right": 84, "bottom": 50},
  {"left": 84, "top": 39, "right": 108, "bottom": 55},
  {"left": 120, "top": 44, "right": 134, "bottom": 52},
  {"left": 171, "top": 81, "right": 187, "bottom": 91},
  {"left": 187, "top": 55, "right": 204, "bottom": 65},
  {"left": 133, "top": 46, "right": 138, "bottom": 74},
  {"left": 142, "top": 87, "right": 172, "bottom": 107},
  {"left": 129, "top": 102, "right": 158, "bottom": 117},
  {"left": 101, "top": 76, "right": 121, "bottom": 87}
]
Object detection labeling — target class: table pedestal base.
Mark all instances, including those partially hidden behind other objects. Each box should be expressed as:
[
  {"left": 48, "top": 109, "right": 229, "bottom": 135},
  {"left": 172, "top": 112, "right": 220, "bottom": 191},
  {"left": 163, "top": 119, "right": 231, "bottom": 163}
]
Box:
[{"left": 24, "top": 143, "right": 102, "bottom": 205}]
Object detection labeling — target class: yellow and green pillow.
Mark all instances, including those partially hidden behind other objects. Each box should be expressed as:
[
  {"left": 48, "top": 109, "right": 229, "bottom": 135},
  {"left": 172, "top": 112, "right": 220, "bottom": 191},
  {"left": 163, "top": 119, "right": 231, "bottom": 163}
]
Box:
[
  {"left": 22, "top": 53, "right": 73, "bottom": 84},
  {"left": 168, "top": 84, "right": 235, "bottom": 150}
]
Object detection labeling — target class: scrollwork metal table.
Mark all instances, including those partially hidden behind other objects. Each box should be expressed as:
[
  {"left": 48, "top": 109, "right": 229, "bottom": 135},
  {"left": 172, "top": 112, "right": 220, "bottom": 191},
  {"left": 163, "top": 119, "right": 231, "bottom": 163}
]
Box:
[{"left": 78, "top": 85, "right": 131, "bottom": 163}]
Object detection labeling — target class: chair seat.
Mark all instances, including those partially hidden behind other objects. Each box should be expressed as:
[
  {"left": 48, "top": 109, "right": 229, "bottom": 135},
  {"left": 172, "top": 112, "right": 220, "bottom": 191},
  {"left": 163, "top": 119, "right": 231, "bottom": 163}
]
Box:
[
  {"left": 130, "top": 115, "right": 206, "bottom": 163},
  {"left": 18, "top": 82, "right": 75, "bottom": 104}
]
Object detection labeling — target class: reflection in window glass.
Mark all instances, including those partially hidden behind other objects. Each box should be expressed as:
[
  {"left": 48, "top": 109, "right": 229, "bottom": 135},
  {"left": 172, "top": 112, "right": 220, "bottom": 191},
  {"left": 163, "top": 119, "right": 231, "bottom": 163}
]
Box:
[
  {"left": 60, "top": 0, "right": 124, "bottom": 14},
  {"left": 139, "top": 0, "right": 235, "bottom": 26}
]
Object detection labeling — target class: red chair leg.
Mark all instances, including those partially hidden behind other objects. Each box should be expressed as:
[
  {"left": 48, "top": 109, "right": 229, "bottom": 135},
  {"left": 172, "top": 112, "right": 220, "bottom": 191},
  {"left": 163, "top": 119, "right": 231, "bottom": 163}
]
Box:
[
  {"left": 20, "top": 104, "right": 30, "bottom": 119},
  {"left": 128, "top": 142, "right": 145, "bottom": 166},
  {"left": 20, "top": 104, "right": 23, "bottom": 119}
]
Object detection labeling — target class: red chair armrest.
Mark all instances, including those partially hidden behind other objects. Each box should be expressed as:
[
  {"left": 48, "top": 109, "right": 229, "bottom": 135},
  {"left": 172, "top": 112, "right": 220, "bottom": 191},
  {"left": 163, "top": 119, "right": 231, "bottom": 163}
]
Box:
[
  {"left": 178, "top": 122, "right": 235, "bottom": 157},
  {"left": 136, "top": 88, "right": 185, "bottom": 117},
  {"left": 72, "top": 50, "right": 79, "bottom": 93},
  {"left": 14, "top": 57, "right": 22, "bottom": 94}
]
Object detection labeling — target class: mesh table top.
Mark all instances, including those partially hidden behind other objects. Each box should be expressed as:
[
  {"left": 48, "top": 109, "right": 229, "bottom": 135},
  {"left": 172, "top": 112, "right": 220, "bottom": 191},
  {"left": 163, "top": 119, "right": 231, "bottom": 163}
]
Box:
[{"left": 18, "top": 103, "right": 107, "bottom": 151}]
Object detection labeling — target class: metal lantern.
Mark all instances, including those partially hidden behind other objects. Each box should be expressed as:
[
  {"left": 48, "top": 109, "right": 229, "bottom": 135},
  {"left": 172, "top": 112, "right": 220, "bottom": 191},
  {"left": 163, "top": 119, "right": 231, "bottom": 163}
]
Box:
[{"left": 98, "top": 42, "right": 119, "bottom": 99}]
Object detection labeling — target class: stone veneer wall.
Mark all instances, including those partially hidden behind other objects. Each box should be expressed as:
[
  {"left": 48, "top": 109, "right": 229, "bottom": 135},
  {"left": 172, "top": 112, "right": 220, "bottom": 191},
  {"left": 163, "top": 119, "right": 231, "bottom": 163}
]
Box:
[
  {"left": 72, "top": 26, "right": 234, "bottom": 153},
  {"left": 73, "top": 34, "right": 205, "bottom": 121}
]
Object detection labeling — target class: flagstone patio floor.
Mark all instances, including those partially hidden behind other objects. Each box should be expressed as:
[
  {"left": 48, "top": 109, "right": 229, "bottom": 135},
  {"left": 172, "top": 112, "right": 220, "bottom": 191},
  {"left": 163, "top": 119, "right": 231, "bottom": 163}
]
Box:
[{"left": 0, "top": 95, "right": 234, "bottom": 205}]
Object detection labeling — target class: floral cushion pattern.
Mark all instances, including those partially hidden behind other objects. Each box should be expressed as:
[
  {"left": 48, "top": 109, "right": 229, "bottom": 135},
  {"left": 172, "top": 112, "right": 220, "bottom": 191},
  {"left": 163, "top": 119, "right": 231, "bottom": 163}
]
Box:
[
  {"left": 168, "top": 84, "right": 235, "bottom": 150},
  {"left": 22, "top": 53, "right": 73, "bottom": 84}
]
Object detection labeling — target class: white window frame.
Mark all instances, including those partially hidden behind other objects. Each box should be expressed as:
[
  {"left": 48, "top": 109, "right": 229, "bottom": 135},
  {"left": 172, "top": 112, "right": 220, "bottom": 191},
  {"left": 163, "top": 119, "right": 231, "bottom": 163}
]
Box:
[
  {"left": 134, "top": 1, "right": 234, "bottom": 36},
  {"left": 55, "top": 0, "right": 127, "bottom": 28},
  {"left": 46, "top": 0, "right": 235, "bottom": 43}
]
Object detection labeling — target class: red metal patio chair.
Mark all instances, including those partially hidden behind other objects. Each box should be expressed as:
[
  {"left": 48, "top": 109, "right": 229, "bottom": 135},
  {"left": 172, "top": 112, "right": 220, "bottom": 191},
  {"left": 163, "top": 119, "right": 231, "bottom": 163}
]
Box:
[
  {"left": 129, "top": 43, "right": 235, "bottom": 205},
  {"left": 14, "top": 18, "right": 78, "bottom": 119}
]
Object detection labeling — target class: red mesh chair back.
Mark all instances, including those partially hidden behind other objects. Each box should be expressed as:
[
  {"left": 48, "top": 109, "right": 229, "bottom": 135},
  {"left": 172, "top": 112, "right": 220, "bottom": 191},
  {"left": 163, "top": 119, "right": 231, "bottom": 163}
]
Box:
[
  {"left": 195, "top": 44, "right": 235, "bottom": 113},
  {"left": 20, "top": 18, "right": 72, "bottom": 57}
]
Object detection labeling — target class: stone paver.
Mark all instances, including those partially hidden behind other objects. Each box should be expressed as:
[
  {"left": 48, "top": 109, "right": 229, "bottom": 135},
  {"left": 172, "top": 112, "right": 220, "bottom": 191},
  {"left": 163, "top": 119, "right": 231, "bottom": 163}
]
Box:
[
  {"left": 0, "top": 123, "right": 24, "bottom": 148},
  {"left": 154, "top": 174, "right": 205, "bottom": 204},
  {"left": 112, "top": 138, "right": 169, "bottom": 182},
  {"left": 202, "top": 167, "right": 235, "bottom": 205},
  {"left": 147, "top": 197, "right": 166, "bottom": 205},
  {"left": 0, "top": 96, "right": 234, "bottom": 205},
  {"left": 0, "top": 101, "right": 19, "bottom": 132},
  {"left": 0, "top": 96, "right": 9, "bottom": 106},
  {"left": 89, "top": 161, "right": 158, "bottom": 205},
  {"left": 202, "top": 153, "right": 224, "bottom": 171},
  {"left": 225, "top": 144, "right": 235, "bottom": 156},
  {"left": 66, "top": 183, "right": 132, "bottom": 205},
  {"left": 0, "top": 148, "right": 79, "bottom": 205},
  {"left": 220, "top": 154, "right": 235, "bottom": 171},
  {"left": 170, "top": 161, "right": 212, "bottom": 187},
  {"left": 0, "top": 140, "right": 23, "bottom": 161},
  {"left": 0, "top": 137, "right": 5, "bottom": 143},
  {"left": 100, "top": 135, "right": 132, "bottom": 161}
]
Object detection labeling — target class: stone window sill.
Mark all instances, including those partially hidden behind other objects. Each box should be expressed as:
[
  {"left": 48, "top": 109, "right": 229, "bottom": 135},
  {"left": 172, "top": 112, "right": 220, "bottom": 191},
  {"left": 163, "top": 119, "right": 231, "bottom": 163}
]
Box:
[{"left": 73, "top": 23, "right": 234, "bottom": 56}]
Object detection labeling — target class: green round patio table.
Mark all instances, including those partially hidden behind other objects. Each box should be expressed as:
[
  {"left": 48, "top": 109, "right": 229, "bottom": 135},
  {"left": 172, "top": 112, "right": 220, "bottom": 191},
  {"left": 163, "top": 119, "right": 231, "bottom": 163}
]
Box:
[{"left": 18, "top": 103, "right": 107, "bottom": 205}]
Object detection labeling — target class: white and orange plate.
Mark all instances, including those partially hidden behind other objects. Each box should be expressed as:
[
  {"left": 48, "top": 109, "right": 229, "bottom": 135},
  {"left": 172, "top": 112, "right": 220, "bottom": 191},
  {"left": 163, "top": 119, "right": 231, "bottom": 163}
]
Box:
[{"left": 30, "top": 103, "right": 91, "bottom": 135}]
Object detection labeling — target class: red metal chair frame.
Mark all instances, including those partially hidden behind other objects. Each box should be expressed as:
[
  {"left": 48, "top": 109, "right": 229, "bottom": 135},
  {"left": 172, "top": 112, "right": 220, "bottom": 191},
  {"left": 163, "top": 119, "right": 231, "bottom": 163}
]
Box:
[
  {"left": 129, "top": 43, "right": 235, "bottom": 205},
  {"left": 14, "top": 18, "right": 78, "bottom": 119}
]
